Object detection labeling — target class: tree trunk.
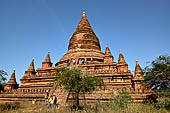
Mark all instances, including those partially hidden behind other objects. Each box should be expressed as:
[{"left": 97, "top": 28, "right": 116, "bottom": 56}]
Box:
[{"left": 75, "top": 92, "right": 80, "bottom": 107}]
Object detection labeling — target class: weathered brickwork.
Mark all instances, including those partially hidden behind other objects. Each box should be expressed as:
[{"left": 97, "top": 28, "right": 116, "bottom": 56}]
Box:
[{"left": 0, "top": 12, "right": 153, "bottom": 103}]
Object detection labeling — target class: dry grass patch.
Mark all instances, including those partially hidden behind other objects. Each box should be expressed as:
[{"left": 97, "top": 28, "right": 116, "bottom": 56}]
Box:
[{"left": 0, "top": 101, "right": 169, "bottom": 113}]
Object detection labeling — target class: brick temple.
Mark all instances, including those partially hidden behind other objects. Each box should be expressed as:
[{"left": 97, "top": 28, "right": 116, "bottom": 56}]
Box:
[{"left": 0, "top": 12, "right": 152, "bottom": 103}]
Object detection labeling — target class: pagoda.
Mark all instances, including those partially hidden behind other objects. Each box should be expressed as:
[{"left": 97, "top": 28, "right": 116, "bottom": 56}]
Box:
[
  {"left": 4, "top": 70, "right": 18, "bottom": 91},
  {"left": 0, "top": 12, "right": 152, "bottom": 103}
]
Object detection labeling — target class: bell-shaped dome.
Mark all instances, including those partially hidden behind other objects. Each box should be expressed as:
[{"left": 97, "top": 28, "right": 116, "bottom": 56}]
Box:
[
  {"left": 56, "top": 12, "right": 104, "bottom": 66},
  {"left": 68, "top": 12, "right": 101, "bottom": 51}
]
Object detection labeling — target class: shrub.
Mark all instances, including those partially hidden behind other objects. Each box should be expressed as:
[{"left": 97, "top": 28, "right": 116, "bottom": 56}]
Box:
[
  {"left": 156, "top": 97, "right": 170, "bottom": 111},
  {"left": 0, "top": 102, "right": 21, "bottom": 111},
  {"left": 152, "top": 89, "right": 170, "bottom": 111},
  {"left": 113, "top": 91, "right": 132, "bottom": 108}
]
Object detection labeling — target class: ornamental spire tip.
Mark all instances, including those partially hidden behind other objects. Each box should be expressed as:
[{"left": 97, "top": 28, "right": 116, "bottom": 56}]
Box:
[{"left": 83, "top": 12, "right": 86, "bottom": 17}]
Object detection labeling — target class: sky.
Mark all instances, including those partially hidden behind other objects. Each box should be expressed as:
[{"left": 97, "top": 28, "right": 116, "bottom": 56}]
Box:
[{"left": 0, "top": 0, "right": 170, "bottom": 84}]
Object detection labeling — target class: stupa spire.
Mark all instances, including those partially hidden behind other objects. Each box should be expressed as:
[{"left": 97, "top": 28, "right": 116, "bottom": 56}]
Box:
[
  {"left": 22, "top": 59, "right": 36, "bottom": 78},
  {"left": 68, "top": 12, "right": 101, "bottom": 51},
  {"left": 4, "top": 69, "right": 18, "bottom": 91},
  {"left": 74, "top": 11, "right": 92, "bottom": 35},
  {"left": 105, "top": 44, "right": 112, "bottom": 56},
  {"left": 8, "top": 69, "right": 17, "bottom": 84},
  {"left": 42, "top": 52, "right": 52, "bottom": 68},
  {"left": 135, "top": 60, "right": 142, "bottom": 75},
  {"left": 27, "top": 59, "right": 35, "bottom": 72},
  {"left": 104, "top": 44, "right": 113, "bottom": 63},
  {"left": 118, "top": 50, "right": 126, "bottom": 64},
  {"left": 44, "top": 52, "right": 51, "bottom": 62}
]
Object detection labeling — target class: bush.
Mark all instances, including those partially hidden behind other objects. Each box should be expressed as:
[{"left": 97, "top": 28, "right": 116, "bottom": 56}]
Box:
[
  {"left": 152, "top": 89, "right": 170, "bottom": 111},
  {"left": 113, "top": 91, "right": 132, "bottom": 108},
  {"left": 156, "top": 97, "right": 170, "bottom": 111},
  {"left": 0, "top": 102, "right": 21, "bottom": 111}
]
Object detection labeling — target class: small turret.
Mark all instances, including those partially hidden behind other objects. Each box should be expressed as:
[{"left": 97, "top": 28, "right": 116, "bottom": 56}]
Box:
[
  {"left": 105, "top": 44, "right": 112, "bottom": 56},
  {"left": 24, "top": 59, "right": 36, "bottom": 77},
  {"left": 117, "top": 50, "right": 129, "bottom": 73},
  {"left": 118, "top": 50, "right": 126, "bottom": 64},
  {"left": 42, "top": 52, "right": 53, "bottom": 68},
  {"left": 133, "top": 60, "right": 145, "bottom": 89},
  {"left": 104, "top": 44, "right": 113, "bottom": 63},
  {"left": 4, "top": 70, "right": 18, "bottom": 91},
  {"left": 134, "top": 60, "right": 143, "bottom": 76},
  {"left": 27, "top": 59, "right": 35, "bottom": 72}
]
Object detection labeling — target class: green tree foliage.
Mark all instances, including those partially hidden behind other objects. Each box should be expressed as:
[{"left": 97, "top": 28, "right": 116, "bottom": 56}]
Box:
[
  {"left": 144, "top": 55, "right": 170, "bottom": 90},
  {"left": 0, "top": 70, "right": 8, "bottom": 92},
  {"left": 55, "top": 67, "right": 104, "bottom": 108},
  {"left": 144, "top": 55, "right": 170, "bottom": 110}
]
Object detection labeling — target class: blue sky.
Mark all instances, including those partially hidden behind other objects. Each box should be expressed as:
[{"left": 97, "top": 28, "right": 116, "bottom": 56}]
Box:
[{"left": 0, "top": 0, "right": 170, "bottom": 84}]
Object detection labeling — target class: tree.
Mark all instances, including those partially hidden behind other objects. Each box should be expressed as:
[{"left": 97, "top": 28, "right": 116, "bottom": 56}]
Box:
[
  {"left": 144, "top": 55, "right": 170, "bottom": 90},
  {"left": 55, "top": 67, "right": 104, "bottom": 108},
  {"left": 144, "top": 55, "right": 170, "bottom": 110},
  {"left": 0, "top": 70, "right": 8, "bottom": 92}
]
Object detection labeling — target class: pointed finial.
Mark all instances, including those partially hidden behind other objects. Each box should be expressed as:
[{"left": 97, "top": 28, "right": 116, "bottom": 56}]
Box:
[
  {"left": 118, "top": 49, "right": 126, "bottom": 64},
  {"left": 136, "top": 60, "right": 139, "bottom": 65},
  {"left": 4, "top": 69, "right": 18, "bottom": 90},
  {"left": 31, "top": 59, "right": 34, "bottom": 66},
  {"left": 8, "top": 69, "right": 17, "bottom": 83},
  {"left": 106, "top": 44, "right": 108, "bottom": 47},
  {"left": 42, "top": 52, "right": 52, "bottom": 68},
  {"left": 105, "top": 44, "right": 112, "bottom": 56},
  {"left": 28, "top": 58, "right": 35, "bottom": 71},
  {"left": 47, "top": 51, "right": 50, "bottom": 58},
  {"left": 83, "top": 12, "right": 86, "bottom": 17},
  {"left": 120, "top": 49, "right": 122, "bottom": 54},
  {"left": 135, "top": 60, "right": 143, "bottom": 76},
  {"left": 44, "top": 52, "right": 51, "bottom": 62}
]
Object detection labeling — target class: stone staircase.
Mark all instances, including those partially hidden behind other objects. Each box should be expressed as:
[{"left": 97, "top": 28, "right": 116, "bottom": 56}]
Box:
[{"left": 50, "top": 83, "right": 69, "bottom": 105}]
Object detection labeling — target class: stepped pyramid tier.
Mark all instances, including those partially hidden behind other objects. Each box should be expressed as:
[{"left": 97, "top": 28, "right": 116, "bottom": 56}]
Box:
[
  {"left": 42, "top": 52, "right": 53, "bottom": 68},
  {"left": 104, "top": 44, "right": 114, "bottom": 63},
  {"left": 0, "top": 12, "right": 153, "bottom": 103},
  {"left": 4, "top": 70, "right": 18, "bottom": 91},
  {"left": 56, "top": 12, "right": 104, "bottom": 66}
]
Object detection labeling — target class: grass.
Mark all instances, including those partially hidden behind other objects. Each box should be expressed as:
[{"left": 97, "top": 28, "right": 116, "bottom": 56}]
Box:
[{"left": 0, "top": 101, "right": 169, "bottom": 113}]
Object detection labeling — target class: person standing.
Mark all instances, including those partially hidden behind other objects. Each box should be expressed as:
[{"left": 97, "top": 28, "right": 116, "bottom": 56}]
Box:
[
  {"left": 48, "top": 95, "right": 53, "bottom": 108},
  {"left": 85, "top": 57, "right": 87, "bottom": 63},
  {"left": 52, "top": 95, "right": 58, "bottom": 107},
  {"left": 44, "top": 90, "right": 49, "bottom": 105}
]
